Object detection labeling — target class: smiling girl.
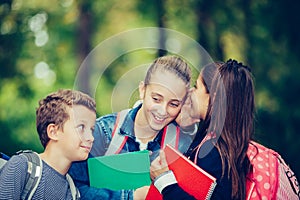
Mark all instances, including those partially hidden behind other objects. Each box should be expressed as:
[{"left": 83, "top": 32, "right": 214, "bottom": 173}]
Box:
[{"left": 69, "top": 55, "right": 194, "bottom": 200}]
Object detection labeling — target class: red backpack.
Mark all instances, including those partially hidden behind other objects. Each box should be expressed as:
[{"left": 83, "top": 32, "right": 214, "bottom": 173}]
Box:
[{"left": 246, "top": 141, "right": 300, "bottom": 200}]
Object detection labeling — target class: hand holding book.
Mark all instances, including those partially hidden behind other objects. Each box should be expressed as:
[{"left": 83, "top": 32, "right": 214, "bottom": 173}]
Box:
[
  {"left": 147, "top": 144, "right": 217, "bottom": 200},
  {"left": 150, "top": 150, "right": 169, "bottom": 180}
]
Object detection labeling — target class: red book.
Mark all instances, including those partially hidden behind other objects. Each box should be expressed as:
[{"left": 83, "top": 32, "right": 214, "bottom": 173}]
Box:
[{"left": 146, "top": 144, "right": 217, "bottom": 200}]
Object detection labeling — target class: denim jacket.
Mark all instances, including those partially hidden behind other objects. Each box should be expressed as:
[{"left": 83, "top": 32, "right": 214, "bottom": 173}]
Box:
[{"left": 69, "top": 104, "right": 192, "bottom": 200}]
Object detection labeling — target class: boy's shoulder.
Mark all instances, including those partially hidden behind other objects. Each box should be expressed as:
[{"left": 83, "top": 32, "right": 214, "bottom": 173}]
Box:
[
  {"left": 1, "top": 151, "right": 29, "bottom": 171},
  {"left": 1, "top": 150, "right": 80, "bottom": 199},
  {"left": 0, "top": 150, "right": 42, "bottom": 199}
]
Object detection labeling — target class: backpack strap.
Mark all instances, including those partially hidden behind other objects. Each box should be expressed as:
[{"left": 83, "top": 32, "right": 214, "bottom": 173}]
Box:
[
  {"left": 160, "top": 122, "right": 180, "bottom": 149},
  {"left": 105, "top": 109, "right": 181, "bottom": 156},
  {"left": 0, "top": 152, "right": 10, "bottom": 160},
  {"left": 0, "top": 152, "right": 9, "bottom": 169},
  {"left": 275, "top": 151, "right": 300, "bottom": 199},
  {"left": 191, "top": 132, "right": 217, "bottom": 164},
  {"left": 0, "top": 158, "right": 6, "bottom": 169},
  {"left": 105, "top": 109, "right": 130, "bottom": 155},
  {"left": 17, "top": 150, "right": 43, "bottom": 200},
  {"left": 66, "top": 173, "right": 80, "bottom": 200}
]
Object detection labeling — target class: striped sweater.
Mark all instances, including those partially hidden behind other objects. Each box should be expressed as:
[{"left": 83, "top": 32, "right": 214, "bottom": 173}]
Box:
[{"left": 0, "top": 154, "right": 73, "bottom": 200}]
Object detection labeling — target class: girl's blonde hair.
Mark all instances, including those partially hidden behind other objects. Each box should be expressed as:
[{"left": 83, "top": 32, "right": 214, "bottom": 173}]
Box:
[{"left": 144, "top": 55, "right": 191, "bottom": 87}]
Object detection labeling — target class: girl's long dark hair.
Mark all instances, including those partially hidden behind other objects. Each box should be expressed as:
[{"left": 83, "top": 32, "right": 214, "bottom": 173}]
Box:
[{"left": 187, "top": 60, "right": 254, "bottom": 199}]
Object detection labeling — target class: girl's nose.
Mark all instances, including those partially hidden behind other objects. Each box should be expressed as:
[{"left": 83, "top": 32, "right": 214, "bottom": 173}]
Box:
[{"left": 156, "top": 103, "right": 168, "bottom": 116}]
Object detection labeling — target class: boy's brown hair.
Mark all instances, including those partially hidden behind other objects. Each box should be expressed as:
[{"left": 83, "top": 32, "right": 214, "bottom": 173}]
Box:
[{"left": 36, "top": 89, "right": 96, "bottom": 148}]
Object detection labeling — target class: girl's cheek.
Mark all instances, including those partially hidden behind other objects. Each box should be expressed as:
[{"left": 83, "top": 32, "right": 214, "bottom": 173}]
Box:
[
  {"left": 190, "top": 93, "right": 198, "bottom": 109},
  {"left": 168, "top": 107, "right": 181, "bottom": 118}
]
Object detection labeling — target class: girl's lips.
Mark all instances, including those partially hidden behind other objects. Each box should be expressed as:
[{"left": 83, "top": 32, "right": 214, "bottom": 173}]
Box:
[{"left": 152, "top": 113, "right": 167, "bottom": 124}]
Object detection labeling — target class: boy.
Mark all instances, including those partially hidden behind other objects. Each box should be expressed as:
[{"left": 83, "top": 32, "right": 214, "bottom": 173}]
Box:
[{"left": 0, "top": 89, "right": 96, "bottom": 199}]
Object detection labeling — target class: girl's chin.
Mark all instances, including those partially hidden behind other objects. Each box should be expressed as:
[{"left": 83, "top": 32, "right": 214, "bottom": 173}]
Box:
[
  {"left": 150, "top": 121, "right": 169, "bottom": 131},
  {"left": 190, "top": 113, "right": 201, "bottom": 120}
]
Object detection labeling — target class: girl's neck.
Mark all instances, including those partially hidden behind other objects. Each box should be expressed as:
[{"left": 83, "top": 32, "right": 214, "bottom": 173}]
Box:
[{"left": 135, "top": 127, "right": 158, "bottom": 144}]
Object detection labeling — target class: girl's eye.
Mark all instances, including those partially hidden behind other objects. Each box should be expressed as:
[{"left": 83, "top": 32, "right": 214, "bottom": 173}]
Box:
[
  {"left": 170, "top": 102, "right": 180, "bottom": 108},
  {"left": 152, "top": 96, "right": 161, "bottom": 102}
]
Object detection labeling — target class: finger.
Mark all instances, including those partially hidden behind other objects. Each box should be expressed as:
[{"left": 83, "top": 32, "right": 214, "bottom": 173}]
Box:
[
  {"left": 192, "top": 118, "right": 201, "bottom": 123},
  {"left": 150, "top": 156, "right": 160, "bottom": 169},
  {"left": 150, "top": 158, "right": 161, "bottom": 180},
  {"left": 159, "top": 150, "right": 168, "bottom": 168}
]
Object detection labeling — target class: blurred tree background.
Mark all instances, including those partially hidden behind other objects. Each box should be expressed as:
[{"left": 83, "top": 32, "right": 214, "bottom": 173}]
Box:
[{"left": 1, "top": 0, "right": 299, "bottom": 178}]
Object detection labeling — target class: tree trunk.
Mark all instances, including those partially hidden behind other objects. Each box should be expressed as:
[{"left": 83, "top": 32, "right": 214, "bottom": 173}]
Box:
[
  {"left": 76, "top": 1, "right": 93, "bottom": 95},
  {"left": 155, "top": 0, "right": 167, "bottom": 57}
]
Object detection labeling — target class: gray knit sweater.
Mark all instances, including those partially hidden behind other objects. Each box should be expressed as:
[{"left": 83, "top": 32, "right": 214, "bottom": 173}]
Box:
[{"left": 0, "top": 154, "right": 73, "bottom": 200}]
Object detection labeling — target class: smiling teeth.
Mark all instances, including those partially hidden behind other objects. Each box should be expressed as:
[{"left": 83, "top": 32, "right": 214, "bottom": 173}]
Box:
[{"left": 154, "top": 115, "right": 164, "bottom": 121}]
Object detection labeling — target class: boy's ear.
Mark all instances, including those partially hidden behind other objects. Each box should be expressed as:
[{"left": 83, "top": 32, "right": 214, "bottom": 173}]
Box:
[
  {"left": 47, "top": 123, "right": 59, "bottom": 140},
  {"left": 139, "top": 81, "right": 146, "bottom": 99}
]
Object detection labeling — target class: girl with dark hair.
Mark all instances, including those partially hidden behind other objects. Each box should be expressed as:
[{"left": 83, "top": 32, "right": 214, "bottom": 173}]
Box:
[{"left": 150, "top": 59, "right": 255, "bottom": 200}]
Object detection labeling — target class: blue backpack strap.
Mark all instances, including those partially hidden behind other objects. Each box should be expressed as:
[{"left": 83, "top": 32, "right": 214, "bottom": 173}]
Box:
[
  {"left": 105, "top": 109, "right": 130, "bottom": 155},
  {"left": 0, "top": 152, "right": 10, "bottom": 160},
  {"left": 17, "top": 150, "right": 43, "bottom": 200},
  {"left": 161, "top": 122, "right": 180, "bottom": 149},
  {"left": 0, "top": 152, "right": 9, "bottom": 169}
]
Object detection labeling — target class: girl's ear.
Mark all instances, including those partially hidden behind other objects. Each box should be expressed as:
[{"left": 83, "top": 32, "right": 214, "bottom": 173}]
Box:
[
  {"left": 47, "top": 123, "right": 59, "bottom": 141},
  {"left": 139, "top": 81, "right": 146, "bottom": 99}
]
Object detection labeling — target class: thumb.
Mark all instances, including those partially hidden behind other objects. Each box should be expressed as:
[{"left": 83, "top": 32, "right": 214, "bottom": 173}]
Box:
[
  {"left": 159, "top": 150, "right": 168, "bottom": 168},
  {"left": 192, "top": 118, "right": 201, "bottom": 124}
]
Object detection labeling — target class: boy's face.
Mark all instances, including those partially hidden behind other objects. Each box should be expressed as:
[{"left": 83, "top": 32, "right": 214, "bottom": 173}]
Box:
[
  {"left": 57, "top": 105, "right": 96, "bottom": 162},
  {"left": 139, "top": 70, "right": 188, "bottom": 132}
]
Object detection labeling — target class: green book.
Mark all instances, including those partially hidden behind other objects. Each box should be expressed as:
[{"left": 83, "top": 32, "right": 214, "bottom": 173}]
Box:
[{"left": 88, "top": 150, "right": 151, "bottom": 190}]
